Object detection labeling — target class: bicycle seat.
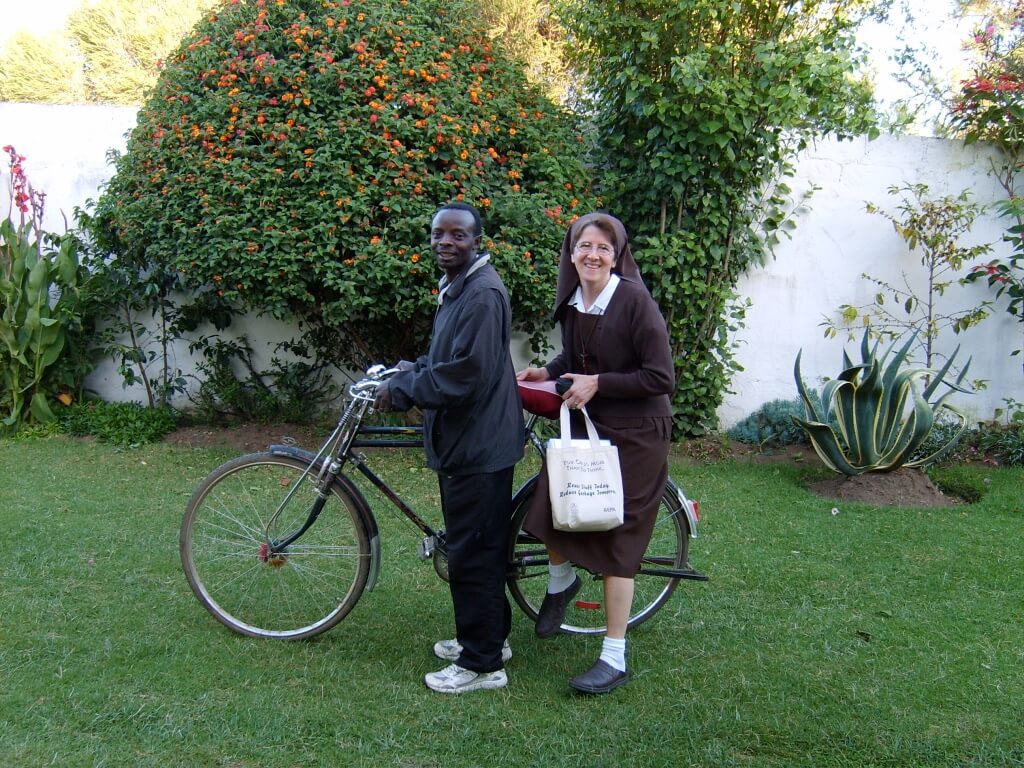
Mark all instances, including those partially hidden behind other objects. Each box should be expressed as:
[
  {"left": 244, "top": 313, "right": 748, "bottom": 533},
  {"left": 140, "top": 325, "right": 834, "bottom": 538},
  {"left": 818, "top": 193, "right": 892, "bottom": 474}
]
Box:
[{"left": 517, "top": 380, "right": 563, "bottom": 420}]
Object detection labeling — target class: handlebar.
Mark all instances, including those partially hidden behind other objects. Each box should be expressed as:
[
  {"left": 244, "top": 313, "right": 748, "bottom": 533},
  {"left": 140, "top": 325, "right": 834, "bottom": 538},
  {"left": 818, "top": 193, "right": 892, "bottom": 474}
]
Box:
[{"left": 348, "top": 364, "right": 403, "bottom": 400}]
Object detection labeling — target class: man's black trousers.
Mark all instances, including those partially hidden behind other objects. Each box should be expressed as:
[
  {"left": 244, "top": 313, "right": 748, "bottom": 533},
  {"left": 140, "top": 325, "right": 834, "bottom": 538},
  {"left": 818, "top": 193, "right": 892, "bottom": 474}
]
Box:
[{"left": 437, "top": 466, "right": 514, "bottom": 673}]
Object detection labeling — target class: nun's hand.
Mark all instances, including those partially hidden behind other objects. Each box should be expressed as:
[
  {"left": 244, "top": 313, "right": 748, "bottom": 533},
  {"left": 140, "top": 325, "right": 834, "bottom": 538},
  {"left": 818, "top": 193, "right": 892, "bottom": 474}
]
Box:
[{"left": 560, "top": 373, "right": 598, "bottom": 408}]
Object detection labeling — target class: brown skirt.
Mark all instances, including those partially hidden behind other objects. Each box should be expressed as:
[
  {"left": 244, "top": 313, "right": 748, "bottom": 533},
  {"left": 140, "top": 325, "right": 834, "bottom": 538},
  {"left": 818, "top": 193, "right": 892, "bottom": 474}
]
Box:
[{"left": 524, "top": 413, "right": 671, "bottom": 578}]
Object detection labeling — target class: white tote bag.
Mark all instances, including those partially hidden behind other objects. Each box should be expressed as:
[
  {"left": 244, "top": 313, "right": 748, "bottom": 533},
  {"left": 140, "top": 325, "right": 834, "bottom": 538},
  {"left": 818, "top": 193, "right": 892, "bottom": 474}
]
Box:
[{"left": 546, "top": 403, "right": 625, "bottom": 532}]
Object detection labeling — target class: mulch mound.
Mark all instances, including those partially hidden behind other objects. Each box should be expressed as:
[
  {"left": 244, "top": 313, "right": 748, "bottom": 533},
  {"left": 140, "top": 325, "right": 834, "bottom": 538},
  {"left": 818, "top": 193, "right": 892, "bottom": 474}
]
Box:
[{"left": 806, "top": 467, "right": 955, "bottom": 508}]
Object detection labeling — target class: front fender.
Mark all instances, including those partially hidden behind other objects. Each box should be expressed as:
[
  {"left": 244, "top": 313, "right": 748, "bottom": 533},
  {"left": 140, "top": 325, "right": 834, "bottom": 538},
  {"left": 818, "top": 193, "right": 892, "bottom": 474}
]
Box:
[{"left": 268, "top": 444, "right": 382, "bottom": 591}]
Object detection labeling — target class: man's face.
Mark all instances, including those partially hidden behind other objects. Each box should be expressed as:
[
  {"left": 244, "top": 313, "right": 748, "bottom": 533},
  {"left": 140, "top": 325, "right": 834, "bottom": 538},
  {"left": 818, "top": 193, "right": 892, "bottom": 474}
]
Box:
[{"left": 430, "top": 208, "right": 480, "bottom": 278}]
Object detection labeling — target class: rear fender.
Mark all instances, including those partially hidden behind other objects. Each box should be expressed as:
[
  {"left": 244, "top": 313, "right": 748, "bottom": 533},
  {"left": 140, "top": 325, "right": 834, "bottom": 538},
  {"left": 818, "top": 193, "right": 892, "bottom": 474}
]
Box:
[{"left": 666, "top": 477, "right": 699, "bottom": 538}]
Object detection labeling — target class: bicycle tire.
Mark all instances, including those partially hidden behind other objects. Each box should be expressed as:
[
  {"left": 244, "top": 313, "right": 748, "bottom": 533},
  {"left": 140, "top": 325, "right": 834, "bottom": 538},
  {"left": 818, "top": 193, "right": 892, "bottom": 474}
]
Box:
[
  {"left": 180, "top": 452, "right": 372, "bottom": 640},
  {"left": 506, "top": 477, "right": 690, "bottom": 635}
]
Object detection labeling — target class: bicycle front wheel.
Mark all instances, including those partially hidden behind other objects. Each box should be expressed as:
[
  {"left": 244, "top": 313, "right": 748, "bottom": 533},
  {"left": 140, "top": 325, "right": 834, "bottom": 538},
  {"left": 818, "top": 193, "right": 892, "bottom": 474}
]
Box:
[
  {"left": 180, "top": 453, "right": 371, "bottom": 640},
  {"left": 507, "top": 479, "right": 690, "bottom": 635}
]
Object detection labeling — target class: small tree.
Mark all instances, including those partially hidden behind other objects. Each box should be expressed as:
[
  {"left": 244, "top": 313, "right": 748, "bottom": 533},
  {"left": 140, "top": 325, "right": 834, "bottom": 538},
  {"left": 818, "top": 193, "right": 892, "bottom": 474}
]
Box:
[
  {"left": 824, "top": 183, "right": 992, "bottom": 375},
  {"left": 92, "top": 0, "right": 597, "bottom": 369}
]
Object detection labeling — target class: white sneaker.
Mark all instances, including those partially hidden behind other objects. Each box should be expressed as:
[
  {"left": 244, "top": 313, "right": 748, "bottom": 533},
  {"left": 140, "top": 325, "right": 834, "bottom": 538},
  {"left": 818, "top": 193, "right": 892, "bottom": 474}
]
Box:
[
  {"left": 424, "top": 664, "right": 508, "bottom": 694},
  {"left": 433, "top": 638, "right": 512, "bottom": 664}
]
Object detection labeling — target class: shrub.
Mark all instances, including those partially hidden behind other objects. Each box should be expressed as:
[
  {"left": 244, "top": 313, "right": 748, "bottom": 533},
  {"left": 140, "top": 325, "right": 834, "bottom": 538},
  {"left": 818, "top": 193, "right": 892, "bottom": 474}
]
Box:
[
  {"left": 954, "top": 6, "right": 1024, "bottom": 365},
  {"left": 91, "top": 0, "right": 599, "bottom": 369},
  {"left": 726, "top": 398, "right": 809, "bottom": 448},
  {"left": 977, "top": 424, "right": 1024, "bottom": 466},
  {"left": 58, "top": 401, "right": 179, "bottom": 447},
  {"left": 186, "top": 333, "right": 338, "bottom": 424},
  {"left": 910, "top": 412, "right": 979, "bottom": 467}
]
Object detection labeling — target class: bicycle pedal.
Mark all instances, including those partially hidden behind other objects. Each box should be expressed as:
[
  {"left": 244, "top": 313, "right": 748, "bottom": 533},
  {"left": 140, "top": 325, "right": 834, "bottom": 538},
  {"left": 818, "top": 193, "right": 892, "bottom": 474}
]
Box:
[{"left": 418, "top": 535, "right": 436, "bottom": 560}]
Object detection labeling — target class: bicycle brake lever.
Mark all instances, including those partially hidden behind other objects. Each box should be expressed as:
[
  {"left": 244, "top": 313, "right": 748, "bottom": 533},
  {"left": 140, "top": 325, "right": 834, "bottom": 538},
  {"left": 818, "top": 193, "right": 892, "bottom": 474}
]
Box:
[{"left": 365, "top": 364, "right": 402, "bottom": 380}]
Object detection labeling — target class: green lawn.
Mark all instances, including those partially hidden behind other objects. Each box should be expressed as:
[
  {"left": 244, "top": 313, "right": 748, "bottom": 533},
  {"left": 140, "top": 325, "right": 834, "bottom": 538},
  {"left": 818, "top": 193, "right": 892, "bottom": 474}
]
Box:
[{"left": 1, "top": 436, "right": 1021, "bottom": 767}]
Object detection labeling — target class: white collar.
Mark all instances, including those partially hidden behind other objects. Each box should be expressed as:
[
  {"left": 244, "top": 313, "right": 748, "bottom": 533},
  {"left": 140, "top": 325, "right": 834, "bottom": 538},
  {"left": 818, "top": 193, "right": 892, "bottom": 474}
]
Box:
[{"left": 569, "top": 273, "right": 620, "bottom": 315}]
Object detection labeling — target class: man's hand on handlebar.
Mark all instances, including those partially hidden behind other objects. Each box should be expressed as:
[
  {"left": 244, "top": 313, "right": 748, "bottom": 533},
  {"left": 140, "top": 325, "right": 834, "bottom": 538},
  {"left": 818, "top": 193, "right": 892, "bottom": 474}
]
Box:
[{"left": 374, "top": 381, "right": 393, "bottom": 411}]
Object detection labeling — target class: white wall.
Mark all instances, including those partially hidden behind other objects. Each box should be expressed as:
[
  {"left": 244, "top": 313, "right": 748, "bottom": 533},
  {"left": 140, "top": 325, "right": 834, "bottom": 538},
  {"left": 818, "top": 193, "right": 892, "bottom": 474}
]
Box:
[
  {"left": 728, "top": 134, "right": 1022, "bottom": 427},
  {"left": 0, "top": 103, "right": 138, "bottom": 233},
  {"left": 2, "top": 104, "right": 1021, "bottom": 424}
]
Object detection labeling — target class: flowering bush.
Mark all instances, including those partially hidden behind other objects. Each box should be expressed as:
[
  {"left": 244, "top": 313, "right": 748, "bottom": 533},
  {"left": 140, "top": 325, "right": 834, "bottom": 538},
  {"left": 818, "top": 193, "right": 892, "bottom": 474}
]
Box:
[{"left": 92, "top": 0, "right": 597, "bottom": 366}]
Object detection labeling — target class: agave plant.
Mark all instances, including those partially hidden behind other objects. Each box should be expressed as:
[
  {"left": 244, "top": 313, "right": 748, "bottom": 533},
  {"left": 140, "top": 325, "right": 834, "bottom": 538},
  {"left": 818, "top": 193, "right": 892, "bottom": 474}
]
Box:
[{"left": 793, "top": 331, "right": 972, "bottom": 475}]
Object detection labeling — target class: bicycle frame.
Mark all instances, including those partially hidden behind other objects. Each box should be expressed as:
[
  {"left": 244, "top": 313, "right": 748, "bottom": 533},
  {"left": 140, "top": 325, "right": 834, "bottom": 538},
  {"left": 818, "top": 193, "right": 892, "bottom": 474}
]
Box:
[{"left": 180, "top": 366, "right": 707, "bottom": 640}]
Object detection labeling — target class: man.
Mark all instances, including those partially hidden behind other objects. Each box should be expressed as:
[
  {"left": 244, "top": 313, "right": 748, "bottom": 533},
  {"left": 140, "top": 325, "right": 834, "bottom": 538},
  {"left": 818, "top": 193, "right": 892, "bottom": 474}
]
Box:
[{"left": 375, "top": 202, "right": 524, "bottom": 693}]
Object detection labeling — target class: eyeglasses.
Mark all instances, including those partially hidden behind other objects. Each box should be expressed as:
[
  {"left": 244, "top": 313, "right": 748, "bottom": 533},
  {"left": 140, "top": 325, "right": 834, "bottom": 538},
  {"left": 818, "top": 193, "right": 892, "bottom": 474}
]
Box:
[{"left": 574, "top": 241, "right": 614, "bottom": 256}]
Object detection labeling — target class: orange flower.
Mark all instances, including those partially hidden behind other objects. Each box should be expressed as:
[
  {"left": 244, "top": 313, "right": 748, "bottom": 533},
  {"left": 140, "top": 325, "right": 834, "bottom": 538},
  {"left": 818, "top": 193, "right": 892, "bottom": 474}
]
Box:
[{"left": 411, "top": 253, "right": 420, "bottom": 263}]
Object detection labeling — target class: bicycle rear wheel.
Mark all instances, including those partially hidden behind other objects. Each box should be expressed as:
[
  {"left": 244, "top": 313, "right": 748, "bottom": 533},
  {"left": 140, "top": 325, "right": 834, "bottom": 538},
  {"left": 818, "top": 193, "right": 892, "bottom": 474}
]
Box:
[
  {"left": 180, "top": 453, "right": 371, "bottom": 639},
  {"left": 507, "top": 479, "right": 690, "bottom": 635}
]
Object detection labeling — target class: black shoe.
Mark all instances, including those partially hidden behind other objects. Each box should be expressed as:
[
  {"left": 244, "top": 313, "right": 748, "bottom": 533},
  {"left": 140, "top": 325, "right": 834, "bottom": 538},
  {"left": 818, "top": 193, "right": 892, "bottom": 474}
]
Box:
[
  {"left": 534, "top": 575, "right": 582, "bottom": 638},
  {"left": 569, "top": 659, "right": 630, "bottom": 695}
]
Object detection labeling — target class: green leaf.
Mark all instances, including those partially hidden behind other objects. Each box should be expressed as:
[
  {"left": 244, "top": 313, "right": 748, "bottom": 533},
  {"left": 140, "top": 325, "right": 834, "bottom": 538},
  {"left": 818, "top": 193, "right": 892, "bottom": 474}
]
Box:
[{"left": 29, "top": 392, "right": 56, "bottom": 423}]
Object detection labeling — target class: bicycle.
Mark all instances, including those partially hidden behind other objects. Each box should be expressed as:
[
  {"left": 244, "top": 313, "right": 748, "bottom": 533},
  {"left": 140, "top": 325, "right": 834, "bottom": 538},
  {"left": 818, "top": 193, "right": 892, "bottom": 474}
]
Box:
[{"left": 179, "top": 365, "right": 707, "bottom": 640}]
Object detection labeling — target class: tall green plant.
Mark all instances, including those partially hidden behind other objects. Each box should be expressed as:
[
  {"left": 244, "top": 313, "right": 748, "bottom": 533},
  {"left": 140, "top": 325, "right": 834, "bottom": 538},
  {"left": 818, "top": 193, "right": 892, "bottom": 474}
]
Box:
[
  {"left": 1, "top": 145, "right": 90, "bottom": 431},
  {"left": 556, "top": 0, "right": 881, "bottom": 436},
  {"left": 92, "top": 0, "right": 598, "bottom": 370},
  {"left": 794, "top": 330, "right": 972, "bottom": 475}
]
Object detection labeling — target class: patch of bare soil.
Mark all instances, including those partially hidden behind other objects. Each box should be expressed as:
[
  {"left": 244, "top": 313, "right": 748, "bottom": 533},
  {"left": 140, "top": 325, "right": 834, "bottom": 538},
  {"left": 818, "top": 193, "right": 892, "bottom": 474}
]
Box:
[
  {"left": 163, "top": 423, "right": 325, "bottom": 452},
  {"left": 806, "top": 467, "right": 954, "bottom": 507},
  {"left": 677, "top": 436, "right": 956, "bottom": 507}
]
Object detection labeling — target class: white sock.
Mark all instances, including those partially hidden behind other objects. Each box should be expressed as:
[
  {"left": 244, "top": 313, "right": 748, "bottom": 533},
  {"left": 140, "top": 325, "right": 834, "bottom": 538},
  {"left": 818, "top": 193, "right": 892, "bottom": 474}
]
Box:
[
  {"left": 600, "top": 636, "right": 627, "bottom": 672},
  {"left": 547, "top": 560, "right": 576, "bottom": 594}
]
